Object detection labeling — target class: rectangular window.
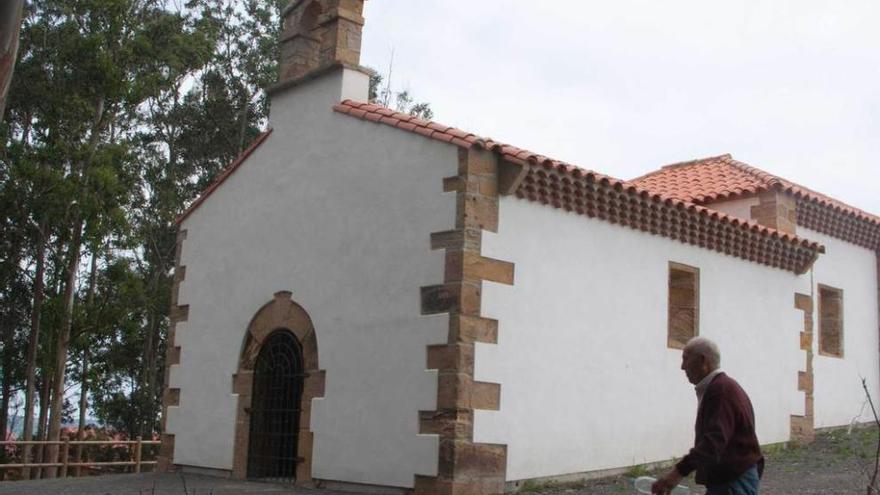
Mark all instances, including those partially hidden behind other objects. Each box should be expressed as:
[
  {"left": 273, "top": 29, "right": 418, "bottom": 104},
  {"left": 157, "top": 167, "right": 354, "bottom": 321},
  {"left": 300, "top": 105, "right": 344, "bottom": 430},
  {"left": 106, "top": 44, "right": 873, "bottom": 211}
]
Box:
[
  {"left": 668, "top": 262, "right": 699, "bottom": 349},
  {"left": 818, "top": 285, "right": 844, "bottom": 358}
]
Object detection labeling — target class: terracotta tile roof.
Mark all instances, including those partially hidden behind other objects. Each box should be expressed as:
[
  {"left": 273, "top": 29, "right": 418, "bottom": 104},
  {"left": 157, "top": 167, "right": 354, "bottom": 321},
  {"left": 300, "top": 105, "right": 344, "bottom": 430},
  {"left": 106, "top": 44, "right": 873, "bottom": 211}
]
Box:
[
  {"left": 630, "top": 154, "right": 880, "bottom": 250},
  {"left": 334, "top": 100, "right": 824, "bottom": 273},
  {"left": 176, "top": 130, "right": 273, "bottom": 225}
]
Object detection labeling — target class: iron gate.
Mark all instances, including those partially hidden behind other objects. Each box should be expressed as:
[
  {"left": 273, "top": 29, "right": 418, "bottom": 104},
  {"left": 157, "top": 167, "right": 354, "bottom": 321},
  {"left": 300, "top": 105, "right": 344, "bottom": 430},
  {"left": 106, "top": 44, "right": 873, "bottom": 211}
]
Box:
[{"left": 246, "top": 329, "right": 305, "bottom": 482}]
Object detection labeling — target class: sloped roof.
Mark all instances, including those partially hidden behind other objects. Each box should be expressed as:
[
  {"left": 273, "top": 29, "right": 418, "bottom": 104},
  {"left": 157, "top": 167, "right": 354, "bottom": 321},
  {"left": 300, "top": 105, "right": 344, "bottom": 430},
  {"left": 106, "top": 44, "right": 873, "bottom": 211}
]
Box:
[
  {"left": 631, "top": 154, "right": 880, "bottom": 250},
  {"left": 334, "top": 100, "right": 823, "bottom": 273}
]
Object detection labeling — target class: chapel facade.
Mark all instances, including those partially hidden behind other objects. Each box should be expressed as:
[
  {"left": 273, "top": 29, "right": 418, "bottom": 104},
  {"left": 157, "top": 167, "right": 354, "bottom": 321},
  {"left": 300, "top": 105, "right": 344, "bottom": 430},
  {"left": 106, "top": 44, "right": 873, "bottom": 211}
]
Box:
[{"left": 157, "top": 1, "right": 880, "bottom": 493}]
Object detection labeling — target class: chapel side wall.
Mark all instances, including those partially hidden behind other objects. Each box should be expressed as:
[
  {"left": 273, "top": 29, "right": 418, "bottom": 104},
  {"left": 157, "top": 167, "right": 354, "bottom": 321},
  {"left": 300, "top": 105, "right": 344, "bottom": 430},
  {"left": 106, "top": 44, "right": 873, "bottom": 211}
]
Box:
[
  {"left": 804, "top": 228, "right": 880, "bottom": 429},
  {"left": 165, "top": 69, "right": 456, "bottom": 487},
  {"left": 474, "top": 196, "right": 808, "bottom": 482}
]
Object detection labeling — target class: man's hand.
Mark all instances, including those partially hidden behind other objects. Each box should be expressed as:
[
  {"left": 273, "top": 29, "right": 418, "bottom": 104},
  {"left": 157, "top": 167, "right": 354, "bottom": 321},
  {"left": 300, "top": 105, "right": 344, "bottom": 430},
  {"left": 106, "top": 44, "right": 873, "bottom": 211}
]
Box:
[{"left": 650, "top": 468, "right": 683, "bottom": 494}]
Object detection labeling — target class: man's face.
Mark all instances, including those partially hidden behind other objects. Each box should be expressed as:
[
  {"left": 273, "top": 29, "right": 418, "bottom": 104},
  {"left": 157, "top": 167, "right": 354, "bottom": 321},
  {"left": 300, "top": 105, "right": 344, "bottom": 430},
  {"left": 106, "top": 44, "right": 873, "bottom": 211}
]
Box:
[{"left": 681, "top": 348, "right": 709, "bottom": 385}]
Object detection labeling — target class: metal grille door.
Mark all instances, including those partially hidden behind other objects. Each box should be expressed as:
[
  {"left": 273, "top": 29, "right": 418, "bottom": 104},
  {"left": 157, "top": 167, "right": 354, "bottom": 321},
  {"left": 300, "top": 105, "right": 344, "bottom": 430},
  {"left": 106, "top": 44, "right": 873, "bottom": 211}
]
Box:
[{"left": 247, "top": 330, "right": 305, "bottom": 482}]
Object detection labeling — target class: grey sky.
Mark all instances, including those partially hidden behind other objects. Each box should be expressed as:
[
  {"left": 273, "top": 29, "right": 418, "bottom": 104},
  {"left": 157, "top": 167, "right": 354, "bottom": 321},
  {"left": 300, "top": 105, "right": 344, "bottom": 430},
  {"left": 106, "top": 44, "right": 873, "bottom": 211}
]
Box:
[{"left": 359, "top": 1, "right": 879, "bottom": 215}]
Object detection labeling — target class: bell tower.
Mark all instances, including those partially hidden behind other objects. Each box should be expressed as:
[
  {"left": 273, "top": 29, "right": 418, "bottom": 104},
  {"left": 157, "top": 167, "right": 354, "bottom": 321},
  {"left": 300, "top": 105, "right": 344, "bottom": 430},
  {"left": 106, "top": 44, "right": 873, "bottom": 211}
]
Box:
[{"left": 278, "top": 0, "right": 366, "bottom": 85}]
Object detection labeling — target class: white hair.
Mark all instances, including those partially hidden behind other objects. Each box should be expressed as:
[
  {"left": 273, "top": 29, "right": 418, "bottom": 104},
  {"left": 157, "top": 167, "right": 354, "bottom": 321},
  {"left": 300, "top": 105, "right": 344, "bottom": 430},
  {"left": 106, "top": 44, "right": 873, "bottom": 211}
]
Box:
[{"left": 685, "top": 336, "right": 721, "bottom": 370}]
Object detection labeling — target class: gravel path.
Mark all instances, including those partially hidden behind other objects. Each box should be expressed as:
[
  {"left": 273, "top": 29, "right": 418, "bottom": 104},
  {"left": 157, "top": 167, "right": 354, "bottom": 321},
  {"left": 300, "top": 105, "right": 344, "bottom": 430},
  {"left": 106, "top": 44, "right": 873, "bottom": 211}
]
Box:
[
  {"left": 1, "top": 427, "right": 877, "bottom": 495},
  {"left": 0, "top": 472, "right": 345, "bottom": 495}
]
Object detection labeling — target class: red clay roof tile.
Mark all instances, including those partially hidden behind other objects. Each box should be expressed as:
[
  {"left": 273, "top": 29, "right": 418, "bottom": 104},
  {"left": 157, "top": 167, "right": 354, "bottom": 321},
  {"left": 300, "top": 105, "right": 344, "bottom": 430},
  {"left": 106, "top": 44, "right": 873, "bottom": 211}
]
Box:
[
  {"left": 333, "top": 100, "right": 825, "bottom": 273},
  {"left": 379, "top": 116, "right": 401, "bottom": 126},
  {"left": 630, "top": 154, "right": 880, "bottom": 249}
]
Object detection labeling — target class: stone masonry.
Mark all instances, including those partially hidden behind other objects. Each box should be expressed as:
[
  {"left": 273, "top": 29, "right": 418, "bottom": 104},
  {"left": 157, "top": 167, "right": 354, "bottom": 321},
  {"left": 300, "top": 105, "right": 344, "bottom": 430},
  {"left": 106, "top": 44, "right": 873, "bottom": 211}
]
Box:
[
  {"left": 416, "top": 147, "right": 515, "bottom": 495},
  {"left": 750, "top": 190, "right": 797, "bottom": 236},
  {"left": 278, "top": 0, "right": 365, "bottom": 85},
  {"left": 157, "top": 229, "right": 188, "bottom": 471},
  {"left": 791, "top": 293, "right": 815, "bottom": 443}
]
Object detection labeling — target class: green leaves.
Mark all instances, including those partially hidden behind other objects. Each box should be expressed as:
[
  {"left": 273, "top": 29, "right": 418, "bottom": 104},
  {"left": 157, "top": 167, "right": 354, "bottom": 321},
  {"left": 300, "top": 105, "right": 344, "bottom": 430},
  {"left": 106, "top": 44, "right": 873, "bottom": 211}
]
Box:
[{"left": 1, "top": 0, "right": 235, "bottom": 439}]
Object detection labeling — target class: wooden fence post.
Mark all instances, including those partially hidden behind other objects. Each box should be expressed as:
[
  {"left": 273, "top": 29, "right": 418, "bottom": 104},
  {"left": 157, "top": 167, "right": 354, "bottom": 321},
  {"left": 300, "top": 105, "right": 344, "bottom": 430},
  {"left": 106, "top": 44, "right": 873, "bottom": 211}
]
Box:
[
  {"left": 21, "top": 441, "right": 30, "bottom": 480},
  {"left": 73, "top": 440, "right": 83, "bottom": 477},
  {"left": 0, "top": 439, "right": 161, "bottom": 476},
  {"left": 60, "top": 438, "right": 69, "bottom": 478},
  {"left": 134, "top": 436, "right": 142, "bottom": 474}
]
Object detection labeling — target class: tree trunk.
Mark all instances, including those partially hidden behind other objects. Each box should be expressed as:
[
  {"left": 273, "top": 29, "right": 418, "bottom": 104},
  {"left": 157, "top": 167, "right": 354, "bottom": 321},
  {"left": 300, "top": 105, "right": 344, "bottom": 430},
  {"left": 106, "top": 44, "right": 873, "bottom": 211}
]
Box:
[
  {"left": 0, "top": 236, "right": 23, "bottom": 481},
  {"left": 34, "top": 375, "right": 50, "bottom": 479},
  {"left": 142, "top": 263, "right": 165, "bottom": 439},
  {"left": 73, "top": 346, "right": 89, "bottom": 477},
  {"left": 237, "top": 90, "right": 249, "bottom": 154},
  {"left": 0, "top": 316, "right": 13, "bottom": 481},
  {"left": 21, "top": 223, "right": 46, "bottom": 479},
  {"left": 74, "top": 251, "right": 98, "bottom": 476},
  {"left": 142, "top": 306, "right": 158, "bottom": 438},
  {"left": 44, "top": 97, "right": 104, "bottom": 478},
  {"left": 43, "top": 220, "right": 83, "bottom": 478},
  {"left": 0, "top": 0, "right": 24, "bottom": 117}
]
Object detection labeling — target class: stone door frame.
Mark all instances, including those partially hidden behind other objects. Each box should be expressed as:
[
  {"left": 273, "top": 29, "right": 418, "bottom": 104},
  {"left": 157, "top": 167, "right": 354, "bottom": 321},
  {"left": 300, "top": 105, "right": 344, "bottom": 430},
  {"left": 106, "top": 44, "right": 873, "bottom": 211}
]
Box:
[{"left": 232, "top": 291, "right": 325, "bottom": 483}]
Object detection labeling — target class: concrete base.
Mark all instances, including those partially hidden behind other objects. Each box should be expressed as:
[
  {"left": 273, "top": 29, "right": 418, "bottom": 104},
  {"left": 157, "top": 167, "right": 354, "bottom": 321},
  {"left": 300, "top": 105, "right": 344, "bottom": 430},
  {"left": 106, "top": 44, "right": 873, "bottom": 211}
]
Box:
[
  {"left": 315, "top": 479, "right": 410, "bottom": 495},
  {"left": 504, "top": 459, "right": 677, "bottom": 493},
  {"left": 177, "top": 463, "right": 234, "bottom": 478}
]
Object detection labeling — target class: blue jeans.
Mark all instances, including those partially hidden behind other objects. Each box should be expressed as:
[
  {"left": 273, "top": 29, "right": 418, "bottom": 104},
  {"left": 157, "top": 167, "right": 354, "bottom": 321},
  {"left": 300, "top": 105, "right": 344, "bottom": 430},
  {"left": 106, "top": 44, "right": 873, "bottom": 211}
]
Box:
[{"left": 706, "top": 465, "right": 760, "bottom": 495}]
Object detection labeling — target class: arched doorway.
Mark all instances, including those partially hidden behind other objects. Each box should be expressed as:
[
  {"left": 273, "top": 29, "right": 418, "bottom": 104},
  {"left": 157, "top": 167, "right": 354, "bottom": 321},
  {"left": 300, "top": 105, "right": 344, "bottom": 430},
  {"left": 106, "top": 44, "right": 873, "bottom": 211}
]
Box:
[
  {"left": 246, "top": 330, "right": 304, "bottom": 482},
  {"left": 232, "top": 291, "right": 325, "bottom": 484}
]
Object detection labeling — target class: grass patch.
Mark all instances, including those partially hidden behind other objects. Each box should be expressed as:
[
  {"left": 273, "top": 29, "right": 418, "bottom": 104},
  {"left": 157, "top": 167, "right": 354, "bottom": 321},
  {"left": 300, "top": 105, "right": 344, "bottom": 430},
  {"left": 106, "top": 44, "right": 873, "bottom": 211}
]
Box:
[
  {"left": 763, "top": 425, "right": 880, "bottom": 469},
  {"left": 518, "top": 478, "right": 588, "bottom": 493},
  {"left": 626, "top": 464, "right": 651, "bottom": 478},
  {"left": 518, "top": 479, "right": 544, "bottom": 493},
  {"left": 831, "top": 425, "right": 880, "bottom": 459}
]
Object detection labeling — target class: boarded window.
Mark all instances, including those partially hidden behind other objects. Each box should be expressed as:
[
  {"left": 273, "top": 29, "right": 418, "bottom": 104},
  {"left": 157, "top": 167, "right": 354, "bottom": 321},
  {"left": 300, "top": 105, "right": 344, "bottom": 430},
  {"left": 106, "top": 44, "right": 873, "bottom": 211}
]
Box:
[
  {"left": 668, "top": 262, "right": 699, "bottom": 349},
  {"left": 818, "top": 285, "right": 844, "bottom": 358}
]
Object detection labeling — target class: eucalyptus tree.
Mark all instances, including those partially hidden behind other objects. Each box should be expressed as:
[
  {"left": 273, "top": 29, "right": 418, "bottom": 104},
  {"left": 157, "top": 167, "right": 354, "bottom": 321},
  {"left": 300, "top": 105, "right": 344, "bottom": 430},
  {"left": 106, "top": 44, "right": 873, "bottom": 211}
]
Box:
[
  {"left": 2, "top": 0, "right": 213, "bottom": 476},
  {"left": 0, "top": 0, "right": 25, "bottom": 117},
  {"left": 128, "top": 0, "right": 284, "bottom": 437}
]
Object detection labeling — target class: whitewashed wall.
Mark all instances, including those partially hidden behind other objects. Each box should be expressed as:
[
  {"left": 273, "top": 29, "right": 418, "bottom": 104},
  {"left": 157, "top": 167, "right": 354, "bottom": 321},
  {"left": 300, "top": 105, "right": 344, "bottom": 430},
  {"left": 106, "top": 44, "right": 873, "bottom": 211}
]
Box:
[
  {"left": 806, "top": 228, "right": 880, "bottom": 429},
  {"left": 165, "top": 68, "right": 456, "bottom": 487},
  {"left": 476, "top": 196, "right": 809, "bottom": 482}
]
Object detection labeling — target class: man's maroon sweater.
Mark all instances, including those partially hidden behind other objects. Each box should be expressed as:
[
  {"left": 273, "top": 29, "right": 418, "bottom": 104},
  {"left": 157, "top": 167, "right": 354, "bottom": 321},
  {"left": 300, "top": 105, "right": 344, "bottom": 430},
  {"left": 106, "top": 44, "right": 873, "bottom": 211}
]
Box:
[{"left": 675, "top": 372, "right": 764, "bottom": 486}]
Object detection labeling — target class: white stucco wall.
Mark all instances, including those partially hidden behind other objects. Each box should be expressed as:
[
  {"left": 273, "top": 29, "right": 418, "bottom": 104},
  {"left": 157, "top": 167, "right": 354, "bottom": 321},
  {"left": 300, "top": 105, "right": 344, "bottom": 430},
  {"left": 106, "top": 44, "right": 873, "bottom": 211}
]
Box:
[
  {"left": 476, "top": 196, "right": 809, "bottom": 482},
  {"left": 806, "top": 228, "right": 880, "bottom": 429},
  {"left": 165, "top": 68, "right": 456, "bottom": 487}
]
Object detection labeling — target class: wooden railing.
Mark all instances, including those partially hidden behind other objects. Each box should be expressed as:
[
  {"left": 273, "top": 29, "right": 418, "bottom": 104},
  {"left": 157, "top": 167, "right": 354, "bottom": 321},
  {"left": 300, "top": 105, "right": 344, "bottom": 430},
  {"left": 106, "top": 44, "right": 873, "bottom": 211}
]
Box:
[{"left": 0, "top": 438, "right": 161, "bottom": 477}]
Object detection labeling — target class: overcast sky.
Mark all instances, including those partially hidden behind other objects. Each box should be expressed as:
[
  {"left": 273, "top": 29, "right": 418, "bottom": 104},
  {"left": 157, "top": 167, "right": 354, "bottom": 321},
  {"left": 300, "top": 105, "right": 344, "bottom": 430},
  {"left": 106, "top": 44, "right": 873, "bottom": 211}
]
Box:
[{"left": 359, "top": 1, "right": 879, "bottom": 215}]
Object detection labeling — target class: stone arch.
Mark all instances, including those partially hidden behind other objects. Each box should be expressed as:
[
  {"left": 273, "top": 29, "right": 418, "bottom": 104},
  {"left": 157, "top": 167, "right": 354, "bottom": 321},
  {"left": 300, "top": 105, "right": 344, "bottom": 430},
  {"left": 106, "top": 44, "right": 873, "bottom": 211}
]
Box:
[
  {"left": 232, "top": 291, "right": 325, "bottom": 483},
  {"left": 300, "top": 0, "right": 323, "bottom": 32}
]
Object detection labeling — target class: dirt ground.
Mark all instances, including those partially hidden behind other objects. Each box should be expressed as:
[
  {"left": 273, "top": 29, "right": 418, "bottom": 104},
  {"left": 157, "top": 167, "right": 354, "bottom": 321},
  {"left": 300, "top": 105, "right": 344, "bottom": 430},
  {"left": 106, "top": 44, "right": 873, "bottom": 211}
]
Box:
[
  {"left": 0, "top": 471, "right": 335, "bottom": 495},
  {"left": 1, "top": 426, "right": 878, "bottom": 494},
  {"left": 527, "top": 425, "right": 880, "bottom": 494}
]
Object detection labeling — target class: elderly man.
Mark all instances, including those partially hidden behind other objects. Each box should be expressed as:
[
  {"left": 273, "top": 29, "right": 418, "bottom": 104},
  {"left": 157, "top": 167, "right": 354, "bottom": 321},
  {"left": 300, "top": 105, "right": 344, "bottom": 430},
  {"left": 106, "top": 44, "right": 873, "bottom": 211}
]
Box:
[{"left": 652, "top": 337, "right": 764, "bottom": 495}]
